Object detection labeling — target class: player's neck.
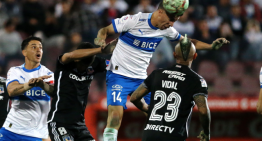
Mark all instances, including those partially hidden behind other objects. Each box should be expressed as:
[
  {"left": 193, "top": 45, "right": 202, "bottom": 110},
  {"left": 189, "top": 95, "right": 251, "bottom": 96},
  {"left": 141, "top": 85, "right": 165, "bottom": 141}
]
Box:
[
  {"left": 176, "top": 61, "right": 192, "bottom": 68},
  {"left": 151, "top": 12, "right": 158, "bottom": 28},
  {"left": 24, "top": 60, "right": 40, "bottom": 70}
]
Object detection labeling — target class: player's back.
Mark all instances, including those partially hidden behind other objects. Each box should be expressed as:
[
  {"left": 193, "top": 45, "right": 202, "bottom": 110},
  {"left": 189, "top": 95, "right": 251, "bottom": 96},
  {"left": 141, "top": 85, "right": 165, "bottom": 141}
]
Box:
[{"left": 142, "top": 64, "right": 208, "bottom": 141}]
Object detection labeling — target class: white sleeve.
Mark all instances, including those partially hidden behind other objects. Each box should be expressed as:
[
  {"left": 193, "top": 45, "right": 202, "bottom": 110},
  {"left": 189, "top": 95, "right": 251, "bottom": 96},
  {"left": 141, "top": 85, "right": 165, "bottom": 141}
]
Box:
[
  {"left": 43, "top": 68, "right": 54, "bottom": 85},
  {"left": 6, "top": 67, "right": 23, "bottom": 87},
  {"left": 165, "top": 27, "right": 181, "bottom": 42},
  {"left": 112, "top": 13, "right": 140, "bottom": 33},
  {"left": 259, "top": 67, "right": 262, "bottom": 88}
]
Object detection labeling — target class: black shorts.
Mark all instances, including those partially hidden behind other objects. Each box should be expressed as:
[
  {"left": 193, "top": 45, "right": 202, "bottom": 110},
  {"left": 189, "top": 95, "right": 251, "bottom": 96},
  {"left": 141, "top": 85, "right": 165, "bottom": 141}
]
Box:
[{"left": 48, "top": 122, "right": 95, "bottom": 141}]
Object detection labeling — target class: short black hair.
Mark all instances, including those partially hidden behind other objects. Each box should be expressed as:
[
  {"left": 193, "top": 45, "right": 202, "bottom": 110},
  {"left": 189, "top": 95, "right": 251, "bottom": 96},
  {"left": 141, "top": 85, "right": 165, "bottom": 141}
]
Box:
[
  {"left": 21, "top": 36, "right": 42, "bottom": 50},
  {"left": 158, "top": 1, "right": 183, "bottom": 22},
  {"left": 77, "top": 42, "right": 96, "bottom": 50},
  {"left": 77, "top": 42, "right": 96, "bottom": 65}
]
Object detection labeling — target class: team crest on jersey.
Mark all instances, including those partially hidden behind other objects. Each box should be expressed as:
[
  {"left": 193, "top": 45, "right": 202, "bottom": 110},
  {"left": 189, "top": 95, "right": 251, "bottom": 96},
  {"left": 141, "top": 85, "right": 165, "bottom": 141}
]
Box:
[
  {"left": 62, "top": 135, "right": 73, "bottom": 141},
  {"left": 0, "top": 85, "right": 4, "bottom": 94},
  {"left": 200, "top": 79, "right": 207, "bottom": 87}
]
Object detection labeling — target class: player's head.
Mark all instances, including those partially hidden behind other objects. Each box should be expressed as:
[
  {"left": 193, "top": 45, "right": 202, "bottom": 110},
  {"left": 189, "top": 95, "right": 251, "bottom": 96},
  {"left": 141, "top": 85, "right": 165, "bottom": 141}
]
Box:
[
  {"left": 76, "top": 42, "right": 96, "bottom": 67},
  {"left": 173, "top": 34, "right": 197, "bottom": 66},
  {"left": 156, "top": 0, "right": 189, "bottom": 30},
  {"left": 21, "top": 36, "right": 43, "bottom": 63}
]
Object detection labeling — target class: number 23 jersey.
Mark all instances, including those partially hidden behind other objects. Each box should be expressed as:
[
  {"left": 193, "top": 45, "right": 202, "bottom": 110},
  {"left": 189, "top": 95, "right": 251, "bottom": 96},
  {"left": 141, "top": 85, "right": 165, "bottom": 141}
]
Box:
[{"left": 142, "top": 64, "right": 208, "bottom": 141}]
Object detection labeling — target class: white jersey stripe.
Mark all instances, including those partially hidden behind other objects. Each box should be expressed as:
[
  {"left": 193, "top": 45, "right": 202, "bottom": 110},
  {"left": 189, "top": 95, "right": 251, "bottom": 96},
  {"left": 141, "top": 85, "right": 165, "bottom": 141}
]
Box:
[
  {"left": 48, "top": 71, "right": 62, "bottom": 123},
  {"left": 186, "top": 102, "right": 195, "bottom": 137},
  {"left": 51, "top": 122, "right": 61, "bottom": 141}
]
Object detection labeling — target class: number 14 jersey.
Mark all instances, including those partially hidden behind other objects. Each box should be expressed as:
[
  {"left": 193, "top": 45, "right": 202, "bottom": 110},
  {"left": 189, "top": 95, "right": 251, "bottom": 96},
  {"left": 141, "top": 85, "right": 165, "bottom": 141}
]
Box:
[{"left": 142, "top": 64, "right": 208, "bottom": 141}]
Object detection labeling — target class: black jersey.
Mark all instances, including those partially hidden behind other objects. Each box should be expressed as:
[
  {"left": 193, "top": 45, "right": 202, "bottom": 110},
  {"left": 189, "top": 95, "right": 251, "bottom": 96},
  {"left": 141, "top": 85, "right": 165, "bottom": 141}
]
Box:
[
  {"left": 48, "top": 55, "right": 107, "bottom": 125},
  {"left": 0, "top": 77, "right": 9, "bottom": 127},
  {"left": 142, "top": 64, "right": 208, "bottom": 141}
]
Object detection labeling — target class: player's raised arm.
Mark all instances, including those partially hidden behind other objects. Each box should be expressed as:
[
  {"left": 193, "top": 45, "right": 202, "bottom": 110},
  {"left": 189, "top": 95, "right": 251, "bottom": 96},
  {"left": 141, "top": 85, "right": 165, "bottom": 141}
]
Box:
[
  {"left": 178, "top": 35, "right": 230, "bottom": 50},
  {"left": 130, "top": 84, "right": 150, "bottom": 113},
  {"left": 257, "top": 67, "right": 262, "bottom": 115},
  {"left": 194, "top": 95, "right": 211, "bottom": 141},
  {"left": 95, "top": 24, "right": 115, "bottom": 47},
  {"left": 61, "top": 40, "right": 117, "bottom": 64}
]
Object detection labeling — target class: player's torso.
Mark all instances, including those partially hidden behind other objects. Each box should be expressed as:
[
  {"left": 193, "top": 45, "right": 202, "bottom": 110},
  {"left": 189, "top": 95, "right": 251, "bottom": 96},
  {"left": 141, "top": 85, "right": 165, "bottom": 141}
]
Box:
[
  {"left": 4, "top": 64, "right": 53, "bottom": 138},
  {"left": 109, "top": 13, "right": 172, "bottom": 79},
  {"left": 144, "top": 65, "right": 201, "bottom": 140},
  {"left": 49, "top": 63, "right": 95, "bottom": 124}
]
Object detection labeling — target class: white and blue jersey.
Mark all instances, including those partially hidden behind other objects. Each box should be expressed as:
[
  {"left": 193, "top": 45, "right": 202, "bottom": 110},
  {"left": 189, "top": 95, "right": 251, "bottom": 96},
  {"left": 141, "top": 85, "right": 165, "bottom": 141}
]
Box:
[
  {"left": 106, "top": 12, "right": 181, "bottom": 109},
  {"left": 259, "top": 67, "right": 262, "bottom": 88},
  {"left": 108, "top": 12, "right": 181, "bottom": 79},
  {"left": 2, "top": 64, "right": 54, "bottom": 139}
]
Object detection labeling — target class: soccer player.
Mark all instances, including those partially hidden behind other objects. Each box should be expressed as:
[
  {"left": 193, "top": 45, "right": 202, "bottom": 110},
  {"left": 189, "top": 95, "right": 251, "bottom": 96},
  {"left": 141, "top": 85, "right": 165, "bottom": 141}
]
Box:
[
  {"left": 94, "top": 0, "right": 228, "bottom": 140},
  {"left": 130, "top": 36, "right": 210, "bottom": 141},
  {"left": 47, "top": 40, "right": 117, "bottom": 141},
  {"left": 257, "top": 67, "right": 262, "bottom": 115},
  {"left": 0, "top": 77, "right": 8, "bottom": 128},
  {"left": 0, "top": 36, "right": 54, "bottom": 141}
]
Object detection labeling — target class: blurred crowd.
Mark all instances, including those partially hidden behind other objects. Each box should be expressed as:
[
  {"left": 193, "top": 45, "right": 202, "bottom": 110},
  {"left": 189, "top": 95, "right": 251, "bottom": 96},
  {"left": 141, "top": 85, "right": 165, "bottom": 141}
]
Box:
[{"left": 0, "top": 0, "right": 261, "bottom": 102}]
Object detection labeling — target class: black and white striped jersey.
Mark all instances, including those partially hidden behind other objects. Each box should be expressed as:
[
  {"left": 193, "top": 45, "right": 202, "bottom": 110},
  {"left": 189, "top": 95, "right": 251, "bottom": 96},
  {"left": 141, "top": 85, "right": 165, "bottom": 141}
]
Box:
[
  {"left": 48, "top": 55, "right": 107, "bottom": 125},
  {"left": 142, "top": 64, "right": 208, "bottom": 141}
]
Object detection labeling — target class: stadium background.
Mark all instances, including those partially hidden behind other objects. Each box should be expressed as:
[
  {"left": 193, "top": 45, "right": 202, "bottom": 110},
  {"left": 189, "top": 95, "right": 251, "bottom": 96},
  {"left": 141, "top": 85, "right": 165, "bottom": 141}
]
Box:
[{"left": 0, "top": 0, "right": 261, "bottom": 140}]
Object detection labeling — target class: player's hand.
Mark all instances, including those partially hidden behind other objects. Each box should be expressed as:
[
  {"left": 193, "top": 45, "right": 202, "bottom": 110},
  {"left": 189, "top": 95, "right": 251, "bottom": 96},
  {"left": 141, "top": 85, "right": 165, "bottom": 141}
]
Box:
[
  {"left": 197, "top": 130, "right": 210, "bottom": 141},
  {"left": 94, "top": 37, "right": 106, "bottom": 47},
  {"left": 101, "top": 38, "right": 118, "bottom": 54},
  {"left": 211, "top": 38, "right": 230, "bottom": 50},
  {"left": 29, "top": 75, "right": 51, "bottom": 87}
]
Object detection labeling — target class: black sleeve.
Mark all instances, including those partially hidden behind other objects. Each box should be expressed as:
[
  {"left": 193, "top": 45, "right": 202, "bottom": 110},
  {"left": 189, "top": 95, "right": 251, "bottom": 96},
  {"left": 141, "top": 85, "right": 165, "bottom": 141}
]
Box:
[
  {"left": 143, "top": 70, "right": 156, "bottom": 90},
  {"left": 192, "top": 77, "right": 208, "bottom": 98},
  {"left": 56, "top": 54, "right": 74, "bottom": 70},
  {"left": 92, "top": 56, "right": 107, "bottom": 73}
]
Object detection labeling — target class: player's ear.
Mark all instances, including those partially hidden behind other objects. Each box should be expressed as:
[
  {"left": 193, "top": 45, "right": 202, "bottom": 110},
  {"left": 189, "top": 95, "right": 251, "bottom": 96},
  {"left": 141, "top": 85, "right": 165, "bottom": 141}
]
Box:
[
  {"left": 193, "top": 53, "right": 197, "bottom": 60},
  {"left": 22, "top": 50, "right": 27, "bottom": 57}
]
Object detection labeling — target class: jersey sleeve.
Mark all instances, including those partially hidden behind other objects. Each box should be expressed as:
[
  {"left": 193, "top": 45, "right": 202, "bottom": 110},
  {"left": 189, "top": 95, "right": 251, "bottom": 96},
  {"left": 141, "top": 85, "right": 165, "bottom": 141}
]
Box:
[
  {"left": 111, "top": 13, "right": 140, "bottom": 33},
  {"left": 192, "top": 77, "right": 208, "bottom": 98},
  {"left": 143, "top": 70, "right": 156, "bottom": 90},
  {"left": 165, "top": 27, "right": 181, "bottom": 42},
  {"left": 6, "top": 67, "right": 23, "bottom": 87},
  {"left": 92, "top": 57, "right": 107, "bottom": 73},
  {"left": 43, "top": 68, "right": 54, "bottom": 85},
  {"left": 259, "top": 67, "right": 262, "bottom": 88}
]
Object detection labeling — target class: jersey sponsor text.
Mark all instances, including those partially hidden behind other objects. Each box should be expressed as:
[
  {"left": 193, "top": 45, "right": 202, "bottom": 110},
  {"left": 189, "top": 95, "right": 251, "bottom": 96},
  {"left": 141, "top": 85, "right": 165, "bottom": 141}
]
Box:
[{"left": 144, "top": 124, "right": 175, "bottom": 134}]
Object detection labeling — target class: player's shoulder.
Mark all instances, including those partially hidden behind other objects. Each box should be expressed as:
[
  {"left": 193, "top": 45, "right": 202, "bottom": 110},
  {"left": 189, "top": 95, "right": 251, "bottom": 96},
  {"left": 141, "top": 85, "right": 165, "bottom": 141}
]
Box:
[
  {"left": 8, "top": 65, "right": 23, "bottom": 73},
  {"left": 187, "top": 67, "right": 207, "bottom": 83},
  {"left": 40, "top": 64, "right": 53, "bottom": 75}
]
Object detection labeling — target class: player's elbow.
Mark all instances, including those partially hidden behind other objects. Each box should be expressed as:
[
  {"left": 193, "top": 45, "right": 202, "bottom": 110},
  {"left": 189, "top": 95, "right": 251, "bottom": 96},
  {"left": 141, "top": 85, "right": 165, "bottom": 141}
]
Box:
[{"left": 198, "top": 107, "right": 209, "bottom": 115}]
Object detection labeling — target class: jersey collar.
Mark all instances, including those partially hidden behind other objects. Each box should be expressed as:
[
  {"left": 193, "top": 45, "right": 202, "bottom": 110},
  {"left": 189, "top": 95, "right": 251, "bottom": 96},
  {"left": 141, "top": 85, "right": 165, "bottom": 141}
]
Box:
[
  {"left": 22, "top": 64, "right": 41, "bottom": 72},
  {"left": 148, "top": 13, "right": 158, "bottom": 30}
]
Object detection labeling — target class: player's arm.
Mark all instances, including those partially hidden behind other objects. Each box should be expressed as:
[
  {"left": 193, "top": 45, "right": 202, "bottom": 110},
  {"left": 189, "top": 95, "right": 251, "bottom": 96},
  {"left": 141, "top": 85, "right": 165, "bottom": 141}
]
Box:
[
  {"left": 130, "top": 84, "right": 149, "bottom": 113},
  {"left": 179, "top": 35, "right": 230, "bottom": 50},
  {"left": 194, "top": 95, "right": 211, "bottom": 141},
  {"left": 7, "top": 81, "right": 33, "bottom": 97},
  {"left": 94, "top": 24, "right": 116, "bottom": 47},
  {"left": 28, "top": 75, "right": 54, "bottom": 97},
  {"left": 61, "top": 40, "right": 117, "bottom": 64}
]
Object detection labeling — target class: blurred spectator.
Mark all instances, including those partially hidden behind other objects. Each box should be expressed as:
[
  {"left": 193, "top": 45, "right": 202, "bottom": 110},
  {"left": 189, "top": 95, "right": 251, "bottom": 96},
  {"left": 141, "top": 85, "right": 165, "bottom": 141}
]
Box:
[
  {"left": 56, "top": 0, "right": 73, "bottom": 36},
  {"left": 254, "top": 0, "right": 262, "bottom": 9},
  {"left": 173, "top": 10, "right": 195, "bottom": 37},
  {"left": 0, "top": 1, "right": 9, "bottom": 28},
  {"left": 0, "top": 19, "right": 22, "bottom": 57},
  {"left": 99, "top": 0, "right": 128, "bottom": 14},
  {"left": 63, "top": 32, "right": 82, "bottom": 53},
  {"left": 217, "top": 0, "right": 231, "bottom": 19},
  {"left": 226, "top": 5, "right": 246, "bottom": 38},
  {"left": 242, "top": 19, "right": 262, "bottom": 61},
  {"left": 1, "top": 0, "right": 20, "bottom": 18},
  {"left": 240, "top": 0, "right": 261, "bottom": 22},
  {"left": 206, "top": 5, "right": 223, "bottom": 35},
  {"left": 133, "top": 0, "right": 155, "bottom": 14},
  {"left": 21, "top": 0, "right": 46, "bottom": 36},
  {"left": 100, "top": 0, "right": 123, "bottom": 27},
  {"left": 70, "top": 4, "right": 101, "bottom": 43},
  {"left": 82, "top": 0, "right": 103, "bottom": 15}
]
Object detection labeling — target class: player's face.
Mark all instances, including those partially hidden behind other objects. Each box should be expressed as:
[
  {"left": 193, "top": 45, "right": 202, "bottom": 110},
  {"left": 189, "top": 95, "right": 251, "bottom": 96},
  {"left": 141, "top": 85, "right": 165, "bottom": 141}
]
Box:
[
  {"left": 24, "top": 40, "right": 43, "bottom": 63},
  {"left": 158, "top": 10, "right": 181, "bottom": 30}
]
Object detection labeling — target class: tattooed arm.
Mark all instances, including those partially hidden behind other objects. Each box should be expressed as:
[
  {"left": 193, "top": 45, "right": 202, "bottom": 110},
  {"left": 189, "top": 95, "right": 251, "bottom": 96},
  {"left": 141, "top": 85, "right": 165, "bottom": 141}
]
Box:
[
  {"left": 7, "top": 81, "right": 33, "bottom": 97},
  {"left": 194, "top": 95, "right": 211, "bottom": 141},
  {"left": 130, "top": 84, "right": 149, "bottom": 113}
]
